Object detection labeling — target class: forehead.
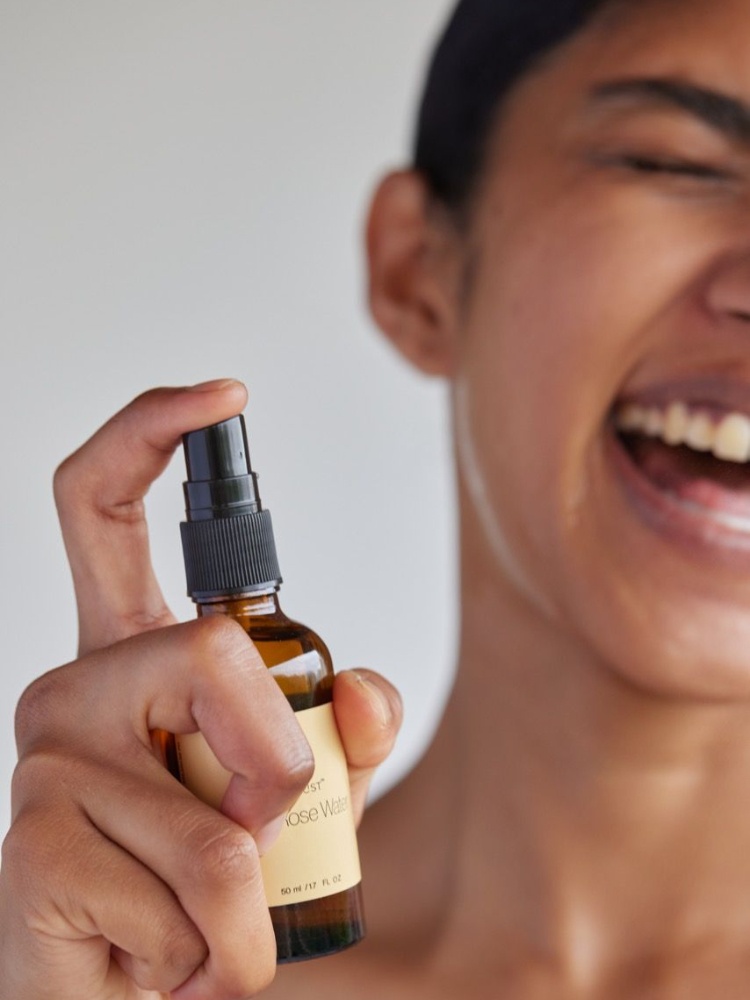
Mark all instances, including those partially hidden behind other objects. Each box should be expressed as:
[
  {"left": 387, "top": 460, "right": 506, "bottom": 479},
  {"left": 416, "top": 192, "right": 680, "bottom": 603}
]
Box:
[
  {"left": 559, "top": 0, "right": 750, "bottom": 93},
  {"left": 461, "top": 0, "right": 750, "bottom": 241},
  {"left": 478, "top": 0, "right": 750, "bottom": 170}
]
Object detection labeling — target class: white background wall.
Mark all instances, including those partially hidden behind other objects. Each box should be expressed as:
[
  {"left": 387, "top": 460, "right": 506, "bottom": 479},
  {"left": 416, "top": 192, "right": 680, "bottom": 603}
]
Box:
[{"left": 0, "top": 1, "right": 457, "bottom": 840}]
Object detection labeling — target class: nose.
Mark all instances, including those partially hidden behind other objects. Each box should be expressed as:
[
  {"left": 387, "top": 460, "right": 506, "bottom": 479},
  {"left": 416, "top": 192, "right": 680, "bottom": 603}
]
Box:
[{"left": 706, "top": 251, "right": 750, "bottom": 325}]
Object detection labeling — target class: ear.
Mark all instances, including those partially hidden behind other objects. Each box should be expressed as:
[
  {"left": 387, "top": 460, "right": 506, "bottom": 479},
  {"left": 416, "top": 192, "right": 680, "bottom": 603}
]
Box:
[{"left": 365, "top": 170, "right": 463, "bottom": 378}]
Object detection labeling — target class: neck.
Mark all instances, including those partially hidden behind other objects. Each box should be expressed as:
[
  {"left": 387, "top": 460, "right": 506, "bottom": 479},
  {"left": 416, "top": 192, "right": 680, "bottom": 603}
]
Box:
[{"left": 436, "top": 499, "right": 750, "bottom": 986}]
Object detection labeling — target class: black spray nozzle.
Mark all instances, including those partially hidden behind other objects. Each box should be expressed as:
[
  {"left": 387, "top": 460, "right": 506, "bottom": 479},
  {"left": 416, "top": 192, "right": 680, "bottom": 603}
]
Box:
[
  {"left": 182, "top": 415, "right": 262, "bottom": 522},
  {"left": 185, "top": 415, "right": 251, "bottom": 483},
  {"left": 180, "top": 414, "right": 282, "bottom": 600}
]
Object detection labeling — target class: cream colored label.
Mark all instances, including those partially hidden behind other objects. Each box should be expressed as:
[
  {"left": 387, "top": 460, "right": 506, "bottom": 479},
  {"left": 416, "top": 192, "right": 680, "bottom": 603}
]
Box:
[{"left": 176, "top": 703, "right": 361, "bottom": 906}]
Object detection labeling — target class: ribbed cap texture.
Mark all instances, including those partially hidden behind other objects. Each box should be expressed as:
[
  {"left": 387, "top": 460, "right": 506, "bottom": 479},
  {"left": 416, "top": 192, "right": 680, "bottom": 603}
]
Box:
[{"left": 180, "top": 509, "right": 282, "bottom": 598}]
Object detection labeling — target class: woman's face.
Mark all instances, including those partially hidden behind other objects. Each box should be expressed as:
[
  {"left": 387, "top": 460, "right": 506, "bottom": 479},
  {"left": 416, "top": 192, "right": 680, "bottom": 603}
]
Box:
[{"left": 454, "top": 0, "right": 750, "bottom": 697}]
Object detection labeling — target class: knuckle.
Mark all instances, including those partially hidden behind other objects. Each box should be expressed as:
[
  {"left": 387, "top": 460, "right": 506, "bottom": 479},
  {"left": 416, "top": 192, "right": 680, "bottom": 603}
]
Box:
[
  {"left": 10, "top": 747, "right": 87, "bottom": 812},
  {"left": 194, "top": 824, "right": 260, "bottom": 890},
  {"left": 52, "top": 451, "right": 81, "bottom": 511},
  {"left": 252, "top": 956, "right": 277, "bottom": 995},
  {"left": 162, "top": 925, "right": 206, "bottom": 980},
  {"left": 14, "top": 670, "right": 64, "bottom": 750},
  {"left": 10, "top": 750, "right": 52, "bottom": 807},
  {"left": 269, "top": 743, "right": 315, "bottom": 799},
  {"left": 213, "top": 940, "right": 277, "bottom": 1000},
  {"left": 222, "top": 963, "right": 277, "bottom": 1000},
  {"left": 53, "top": 450, "right": 108, "bottom": 521},
  {"left": 143, "top": 914, "right": 207, "bottom": 990},
  {"left": 193, "top": 615, "right": 251, "bottom": 667}
]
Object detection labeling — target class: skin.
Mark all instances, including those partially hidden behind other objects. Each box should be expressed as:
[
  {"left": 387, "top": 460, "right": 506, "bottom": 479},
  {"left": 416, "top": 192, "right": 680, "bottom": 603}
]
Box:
[{"left": 7, "top": 0, "right": 750, "bottom": 997}]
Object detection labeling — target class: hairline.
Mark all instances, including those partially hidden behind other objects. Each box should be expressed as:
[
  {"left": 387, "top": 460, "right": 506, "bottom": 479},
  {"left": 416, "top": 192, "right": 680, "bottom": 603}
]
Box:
[{"left": 420, "top": 0, "right": 642, "bottom": 230}]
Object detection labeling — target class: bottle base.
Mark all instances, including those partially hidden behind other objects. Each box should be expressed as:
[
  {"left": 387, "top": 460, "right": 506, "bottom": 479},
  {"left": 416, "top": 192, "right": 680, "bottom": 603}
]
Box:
[
  {"left": 271, "top": 888, "right": 366, "bottom": 964},
  {"left": 275, "top": 923, "right": 365, "bottom": 964}
]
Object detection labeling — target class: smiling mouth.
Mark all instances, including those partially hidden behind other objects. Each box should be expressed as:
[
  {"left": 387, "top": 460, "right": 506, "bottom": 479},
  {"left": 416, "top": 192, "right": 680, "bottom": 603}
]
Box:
[{"left": 612, "top": 399, "right": 750, "bottom": 537}]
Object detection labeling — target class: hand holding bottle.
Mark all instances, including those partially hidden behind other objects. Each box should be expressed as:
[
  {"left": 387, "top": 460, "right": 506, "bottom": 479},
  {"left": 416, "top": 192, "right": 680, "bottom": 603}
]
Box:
[{"left": 0, "top": 381, "right": 402, "bottom": 1000}]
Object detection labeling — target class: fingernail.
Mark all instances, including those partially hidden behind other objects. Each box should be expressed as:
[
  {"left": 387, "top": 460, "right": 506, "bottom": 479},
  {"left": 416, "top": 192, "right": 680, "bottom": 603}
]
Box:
[
  {"left": 255, "top": 814, "right": 286, "bottom": 857},
  {"left": 187, "top": 378, "right": 244, "bottom": 393},
  {"left": 352, "top": 670, "right": 391, "bottom": 727}
]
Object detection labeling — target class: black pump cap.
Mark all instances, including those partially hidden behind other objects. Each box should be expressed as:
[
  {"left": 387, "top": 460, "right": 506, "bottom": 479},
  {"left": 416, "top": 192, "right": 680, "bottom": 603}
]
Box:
[
  {"left": 185, "top": 414, "right": 251, "bottom": 482},
  {"left": 183, "top": 416, "right": 262, "bottom": 522},
  {"left": 180, "top": 415, "right": 282, "bottom": 600}
]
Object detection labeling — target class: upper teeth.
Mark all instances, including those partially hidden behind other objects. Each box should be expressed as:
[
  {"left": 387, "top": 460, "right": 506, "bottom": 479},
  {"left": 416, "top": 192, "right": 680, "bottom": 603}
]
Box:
[{"left": 615, "top": 403, "right": 750, "bottom": 463}]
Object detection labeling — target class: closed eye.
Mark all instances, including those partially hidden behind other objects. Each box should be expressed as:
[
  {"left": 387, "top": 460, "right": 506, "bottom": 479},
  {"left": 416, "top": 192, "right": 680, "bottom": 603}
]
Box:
[{"left": 613, "top": 154, "right": 733, "bottom": 181}]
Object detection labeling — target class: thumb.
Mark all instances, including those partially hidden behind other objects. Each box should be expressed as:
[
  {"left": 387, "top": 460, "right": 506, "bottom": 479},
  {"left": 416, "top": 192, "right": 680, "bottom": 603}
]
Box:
[{"left": 332, "top": 670, "right": 403, "bottom": 824}]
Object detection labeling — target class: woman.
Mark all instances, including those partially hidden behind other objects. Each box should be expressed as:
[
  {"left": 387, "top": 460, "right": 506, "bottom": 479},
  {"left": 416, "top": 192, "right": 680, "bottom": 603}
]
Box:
[{"left": 5, "top": 0, "right": 750, "bottom": 995}]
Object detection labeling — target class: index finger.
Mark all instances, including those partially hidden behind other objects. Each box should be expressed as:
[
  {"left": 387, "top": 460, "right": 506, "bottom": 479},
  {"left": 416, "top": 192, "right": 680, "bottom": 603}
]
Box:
[
  {"left": 53, "top": 379, "right": 248, "bottom": 656},
  {"left": 13, "top": 615, "right": 314, "bottom": 999}
]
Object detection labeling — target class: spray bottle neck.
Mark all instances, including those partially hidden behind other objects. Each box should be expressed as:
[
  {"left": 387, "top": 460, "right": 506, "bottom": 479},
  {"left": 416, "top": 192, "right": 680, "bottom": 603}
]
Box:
[{"left": 196, "top": 589, "right": 285, "bottom": 627}]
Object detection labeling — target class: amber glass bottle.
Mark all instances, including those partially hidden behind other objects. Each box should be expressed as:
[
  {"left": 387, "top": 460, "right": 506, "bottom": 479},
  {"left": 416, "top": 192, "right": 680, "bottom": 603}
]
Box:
[{"left": 170, "top": 415, "right": 365, "bottom": 963}]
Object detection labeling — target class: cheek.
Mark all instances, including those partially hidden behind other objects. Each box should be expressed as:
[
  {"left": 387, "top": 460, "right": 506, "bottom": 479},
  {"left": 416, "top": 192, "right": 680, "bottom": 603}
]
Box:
[{"left": 455, "top": 182, "right": 719, "bottom": 617}]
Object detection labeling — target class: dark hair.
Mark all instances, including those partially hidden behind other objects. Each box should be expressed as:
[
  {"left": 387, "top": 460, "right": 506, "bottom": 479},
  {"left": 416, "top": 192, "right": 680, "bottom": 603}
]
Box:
[{"left": 414, "top": 0, "right": 618, "bottom": 214}]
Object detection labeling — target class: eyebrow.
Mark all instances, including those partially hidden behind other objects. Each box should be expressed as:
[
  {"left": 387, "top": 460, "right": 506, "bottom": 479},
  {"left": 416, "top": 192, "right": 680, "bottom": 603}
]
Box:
[{"left": 589, "top": 78, "right": 750, "bottom": 146}]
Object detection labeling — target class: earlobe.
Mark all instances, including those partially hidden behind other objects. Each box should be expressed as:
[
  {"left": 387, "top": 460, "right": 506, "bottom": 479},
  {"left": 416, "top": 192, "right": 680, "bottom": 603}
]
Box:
[{"left": 365, "top": 170, "right": 462, "bottom": 378}]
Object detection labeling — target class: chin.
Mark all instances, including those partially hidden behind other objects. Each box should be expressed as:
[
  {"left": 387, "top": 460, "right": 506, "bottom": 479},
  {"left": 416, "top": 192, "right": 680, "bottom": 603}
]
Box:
[{"left": 575, "top": 556, "right": 750, "bottom": 703}]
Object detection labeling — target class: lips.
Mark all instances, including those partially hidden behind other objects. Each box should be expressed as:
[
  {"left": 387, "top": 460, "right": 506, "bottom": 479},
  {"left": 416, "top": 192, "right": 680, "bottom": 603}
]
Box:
[{"left": 609, "top": 384, "right": 750, "bottom": 547}]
